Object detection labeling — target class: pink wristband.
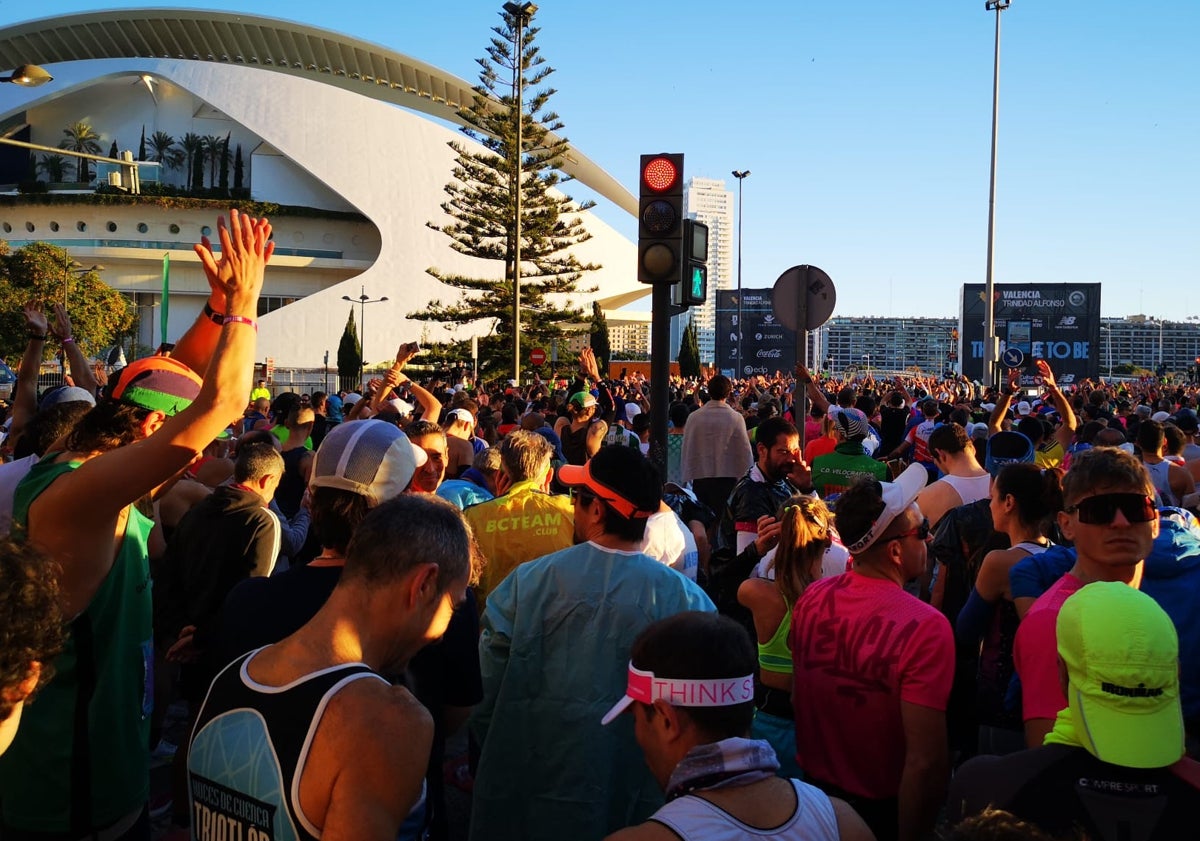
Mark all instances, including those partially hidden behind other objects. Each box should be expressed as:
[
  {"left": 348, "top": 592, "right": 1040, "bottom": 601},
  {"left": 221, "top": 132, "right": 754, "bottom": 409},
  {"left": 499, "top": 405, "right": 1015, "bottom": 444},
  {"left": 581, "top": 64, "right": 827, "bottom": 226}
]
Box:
[
  {"left": 223, "top": 315, "right": 258, "bottom": 332},
  {"left": 62, "top": 336, "right": 74, "bottom": 344}
]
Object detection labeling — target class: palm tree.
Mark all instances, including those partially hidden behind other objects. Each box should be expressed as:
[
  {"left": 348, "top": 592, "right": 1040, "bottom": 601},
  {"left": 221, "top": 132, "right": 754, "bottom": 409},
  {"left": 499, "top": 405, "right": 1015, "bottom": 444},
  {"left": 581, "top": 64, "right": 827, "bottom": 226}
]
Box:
[
  {"left": 149, "top": 131, "right": 184, "bottom": 174},
  {"left": 36, "top": 153, "right": 68, "bottom": 183},
  {"left": 59, "top": 121, "right": 102, "bottom": 182},
  {"left": 180, "top": 133, "right": 204, "bottom": 191},
  {"left": 204, "top": 134, "right": 224, "bottom": 188}
]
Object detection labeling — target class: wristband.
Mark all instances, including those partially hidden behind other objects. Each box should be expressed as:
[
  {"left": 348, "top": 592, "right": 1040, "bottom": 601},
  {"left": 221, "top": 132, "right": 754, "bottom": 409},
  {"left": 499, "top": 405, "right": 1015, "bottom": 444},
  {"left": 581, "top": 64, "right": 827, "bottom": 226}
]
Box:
[
  {"left": 223, "top": 315, "right": 258, "bottom": 332},
  {"left": 27, "top": 333, "right": 47, "bottom": 341},
  {"left": 203, "top": 301, "right": 225, "bottom": 325},
  {"left": 62, "top": 336, "right": 74, "bottom": 344}
]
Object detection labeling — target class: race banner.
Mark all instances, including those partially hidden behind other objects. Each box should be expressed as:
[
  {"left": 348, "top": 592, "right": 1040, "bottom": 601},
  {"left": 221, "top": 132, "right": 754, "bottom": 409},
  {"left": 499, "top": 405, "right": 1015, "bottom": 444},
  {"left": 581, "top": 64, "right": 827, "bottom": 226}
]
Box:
[
  {"left": 715, "top": 289, "right": 795, "bottom": 378},
  {"left": 960, "top": 283, "right": 1102, "bottom": 385}
]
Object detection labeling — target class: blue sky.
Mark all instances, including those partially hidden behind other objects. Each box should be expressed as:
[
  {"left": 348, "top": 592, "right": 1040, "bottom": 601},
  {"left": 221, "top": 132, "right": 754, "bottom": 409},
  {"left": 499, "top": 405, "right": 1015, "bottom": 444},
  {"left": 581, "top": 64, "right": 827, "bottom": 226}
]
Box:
[{"left": 25, "top": 1, "right": 1200, "bottom": 319}]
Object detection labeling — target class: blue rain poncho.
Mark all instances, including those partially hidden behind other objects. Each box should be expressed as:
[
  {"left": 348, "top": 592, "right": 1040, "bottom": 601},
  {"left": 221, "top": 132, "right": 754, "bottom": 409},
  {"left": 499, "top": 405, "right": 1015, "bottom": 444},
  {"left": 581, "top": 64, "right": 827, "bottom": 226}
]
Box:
[{"left": 469, "top": 540, "right": 715, "bottom": 841}]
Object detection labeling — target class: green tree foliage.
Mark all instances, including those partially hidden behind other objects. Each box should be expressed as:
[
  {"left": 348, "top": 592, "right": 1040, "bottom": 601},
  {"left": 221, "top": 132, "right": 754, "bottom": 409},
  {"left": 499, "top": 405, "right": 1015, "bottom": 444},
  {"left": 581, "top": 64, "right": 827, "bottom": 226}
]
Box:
[
  {"left": 108, "top": 140, "right": 119, "bottom": 159},
  {"left": 0, "top": 241, "right": 134, "bottom": 361},
  {"left": 36, "top": 154, "right": 67, "bottom": 183},
  {"left": 149, "top": 131, "right": 184, "bottom": 174},
  {"left": 180, "top": 133, "right": 204, "bottom": 191},
  {"left": 589, "top": 301, "right": 610, "bottom": 376},
  {"left": 678, "top": 319, "right": 701, "bottom": 378},
  {"left": 59, "top": 121, "right": 102, "bottom": 183},
  {"left": 411, "top": 5, "right": 599, "bottom": 376},
  {"left": 336, "top": 308, "right": 362, "bottom": 392},
  {"left": 204, "top": 135, "right": 224, "bottom": 189}
]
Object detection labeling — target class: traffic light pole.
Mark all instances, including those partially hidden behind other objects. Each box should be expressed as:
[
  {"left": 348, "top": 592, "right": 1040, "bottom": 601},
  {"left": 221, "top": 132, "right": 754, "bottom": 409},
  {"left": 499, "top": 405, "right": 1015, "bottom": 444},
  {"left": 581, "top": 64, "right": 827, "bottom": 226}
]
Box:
[{"left": 649, "top": 281, "right": 671, "bottom": 476}]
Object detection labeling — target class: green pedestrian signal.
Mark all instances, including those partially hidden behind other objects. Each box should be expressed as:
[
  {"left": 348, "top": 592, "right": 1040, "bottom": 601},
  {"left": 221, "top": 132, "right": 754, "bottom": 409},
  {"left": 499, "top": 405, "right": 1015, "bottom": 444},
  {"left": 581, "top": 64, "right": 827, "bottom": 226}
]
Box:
[{"left": 681, "top": 219, "right": 708, "bottom": 306}]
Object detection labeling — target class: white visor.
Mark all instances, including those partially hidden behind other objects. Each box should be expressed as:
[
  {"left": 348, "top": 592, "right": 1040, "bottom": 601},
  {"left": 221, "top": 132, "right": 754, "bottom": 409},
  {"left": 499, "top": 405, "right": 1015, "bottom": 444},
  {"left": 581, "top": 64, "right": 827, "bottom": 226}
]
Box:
[{"left": 600, "top": 662, "right": 755, "bottom": 725}]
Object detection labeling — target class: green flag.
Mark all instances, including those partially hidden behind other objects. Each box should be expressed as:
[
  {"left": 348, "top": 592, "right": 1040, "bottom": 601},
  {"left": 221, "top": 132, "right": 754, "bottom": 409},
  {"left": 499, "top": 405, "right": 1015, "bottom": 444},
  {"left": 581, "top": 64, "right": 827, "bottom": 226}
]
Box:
[{"left": 160, "top": 253, "right": 169, "bottom": 347}]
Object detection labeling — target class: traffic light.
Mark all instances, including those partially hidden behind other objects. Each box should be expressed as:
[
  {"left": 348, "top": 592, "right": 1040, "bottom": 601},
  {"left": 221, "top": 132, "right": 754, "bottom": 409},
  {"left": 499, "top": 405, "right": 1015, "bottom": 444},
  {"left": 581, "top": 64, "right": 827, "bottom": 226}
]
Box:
[
  {"left": 680, "top": 219, "right": 708, "bottom": 306},
  {"left": 638, "top": 153, "right": 684, "bottom": 284}
]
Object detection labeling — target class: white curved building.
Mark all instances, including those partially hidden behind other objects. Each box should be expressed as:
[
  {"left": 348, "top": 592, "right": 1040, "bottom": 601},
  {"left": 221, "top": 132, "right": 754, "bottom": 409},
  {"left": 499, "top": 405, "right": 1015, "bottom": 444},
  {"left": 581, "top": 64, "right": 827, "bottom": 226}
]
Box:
[{"left": 0, "top": 9, "right": 643, "bottom": 369}]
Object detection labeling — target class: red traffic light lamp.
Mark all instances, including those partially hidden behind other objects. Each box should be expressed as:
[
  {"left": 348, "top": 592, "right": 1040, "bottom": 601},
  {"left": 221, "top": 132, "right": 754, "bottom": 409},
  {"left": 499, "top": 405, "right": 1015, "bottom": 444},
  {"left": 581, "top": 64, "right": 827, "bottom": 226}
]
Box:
[{"left": 638, "top": 153, "right": 684, "bottom": 284}]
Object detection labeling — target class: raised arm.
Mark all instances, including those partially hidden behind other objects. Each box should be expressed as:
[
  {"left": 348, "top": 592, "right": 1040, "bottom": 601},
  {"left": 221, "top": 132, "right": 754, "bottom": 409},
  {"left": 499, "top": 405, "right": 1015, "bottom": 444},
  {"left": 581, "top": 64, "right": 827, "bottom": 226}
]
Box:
[
  {"left": 795, "top": 363, "right": 830, "bottom": 414},
  {"left": 1036, "top": 360, "right": 1077, "bottom": 450},
  {"left": 987, "top": 369, "right": 1019, "bottom": 436},
  {"left": 34, "top": 211, "right": 271, "bottom": 617},
  {"left": 50, "top": 303, "right": 98, "bottom": 396},
  {"left": 170, "top": 220, "right": 276, "bottom": 374},
  {"left": 8, "top": 304, "right": 50, "bottom": 449}
]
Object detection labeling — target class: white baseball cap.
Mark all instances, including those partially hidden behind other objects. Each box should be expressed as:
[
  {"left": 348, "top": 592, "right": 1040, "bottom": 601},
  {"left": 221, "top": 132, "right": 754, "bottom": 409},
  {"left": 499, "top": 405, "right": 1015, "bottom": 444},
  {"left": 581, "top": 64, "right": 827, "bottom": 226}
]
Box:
[
  {"left": 844, "top": 463, "right": 928, "bottom": 554},
  {"left": 309, "top": 420, "right": 427, "bottom": 505}
]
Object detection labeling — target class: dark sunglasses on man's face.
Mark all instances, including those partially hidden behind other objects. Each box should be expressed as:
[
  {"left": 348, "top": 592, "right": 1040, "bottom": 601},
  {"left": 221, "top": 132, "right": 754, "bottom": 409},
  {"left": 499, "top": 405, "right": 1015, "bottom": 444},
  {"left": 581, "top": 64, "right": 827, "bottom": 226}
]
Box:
[{"left": 1064, "top": 493, "right": 1157, "bottom": 525}]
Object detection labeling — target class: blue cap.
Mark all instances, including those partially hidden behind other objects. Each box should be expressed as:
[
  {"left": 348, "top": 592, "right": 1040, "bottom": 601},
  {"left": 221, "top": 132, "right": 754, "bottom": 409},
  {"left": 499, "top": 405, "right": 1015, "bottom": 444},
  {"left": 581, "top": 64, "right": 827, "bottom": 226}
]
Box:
[{"left": 985, "top": 430, "right": 1034, "bottom": 477}]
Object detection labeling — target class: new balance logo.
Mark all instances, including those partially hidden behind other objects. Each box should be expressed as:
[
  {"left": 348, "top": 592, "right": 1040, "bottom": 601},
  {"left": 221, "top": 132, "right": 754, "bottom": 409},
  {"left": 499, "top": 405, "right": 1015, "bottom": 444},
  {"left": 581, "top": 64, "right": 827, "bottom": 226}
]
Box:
[{"left": 1057, "top": 316, "right": 1076, "bottom": 327}]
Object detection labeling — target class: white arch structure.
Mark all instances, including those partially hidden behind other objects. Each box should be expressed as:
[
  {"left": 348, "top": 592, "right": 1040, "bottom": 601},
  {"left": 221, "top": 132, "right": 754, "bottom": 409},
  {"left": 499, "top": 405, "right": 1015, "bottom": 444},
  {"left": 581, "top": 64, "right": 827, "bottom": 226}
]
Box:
[{"left": 0, "top": 9, "right": 644, "bottom": 367}]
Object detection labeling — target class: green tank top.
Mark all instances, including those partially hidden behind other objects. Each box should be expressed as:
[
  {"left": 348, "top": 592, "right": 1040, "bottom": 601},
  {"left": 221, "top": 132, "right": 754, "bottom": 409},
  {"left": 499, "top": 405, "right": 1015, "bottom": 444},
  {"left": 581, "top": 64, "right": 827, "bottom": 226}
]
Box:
[
  {"left": 758, "top": 603, "right": 794, "bottom": 675},
  {"left": 0, "top": 456, "right": 154, "bottom": 833}
]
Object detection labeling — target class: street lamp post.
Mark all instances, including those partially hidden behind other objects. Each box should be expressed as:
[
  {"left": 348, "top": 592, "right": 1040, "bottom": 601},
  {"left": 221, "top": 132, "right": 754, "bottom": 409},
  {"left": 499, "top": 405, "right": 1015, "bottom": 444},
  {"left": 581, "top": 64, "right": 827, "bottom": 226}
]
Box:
[
  {"left": 1148, "top": 317, "right": 1166, "bottom": 374},
  {"left": 504, "top": 1, "right": 537, "bottom": 385},
  {"left": 0, "top": 64, "right": 52, "bottom": 87},
  {"left": 732, "top": 169, "right": 750, "bottom": 378},
  {"left": 1100, "top": 325, "right": 1113, "bottom": 378},
  {"left": 982, "top": 0, "right": 1011, "bottom": 390},
  {"left": 342, "top": 286, "right": 388, "bottom": 390},
  {"left": 63, "top": 257, "right": 103, "bottom": 307}
]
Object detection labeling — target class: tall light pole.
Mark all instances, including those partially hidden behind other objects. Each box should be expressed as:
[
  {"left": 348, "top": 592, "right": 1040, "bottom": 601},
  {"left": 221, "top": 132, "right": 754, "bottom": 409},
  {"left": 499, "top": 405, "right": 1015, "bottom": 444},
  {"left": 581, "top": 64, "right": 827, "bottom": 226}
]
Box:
[
  {"left": 0, "top": 64, "right": 52, "bottom": 87},
  {"left": 1158, "top": 318, "right": 1165, "bottom": 371},
  {"left": 1100, "top": 325, "right": 1113, "bottom": 378},
  {"left": 63, "top": 258, "right": 103, "bottom": 307},
  {"left": 342, "top": 285, "right": 387, "bottom": 389},
  {"left": 505, "top": 1, "right": 537, "bottom": 385},
  {"left": 732, "top": 169, "right": 750, "bottom": 378},
  {"left": 982, "top": 0, "right": 1010, "bottom": 390}
]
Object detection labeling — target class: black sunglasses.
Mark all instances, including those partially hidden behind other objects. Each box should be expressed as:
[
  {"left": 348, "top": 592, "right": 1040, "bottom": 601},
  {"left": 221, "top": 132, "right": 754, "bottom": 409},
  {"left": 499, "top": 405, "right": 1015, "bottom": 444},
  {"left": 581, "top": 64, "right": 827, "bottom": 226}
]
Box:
[
  {"left": 885, "top": 518, "right": 930, "bottom": 544},
  {"left": 1065, "top": 493, "right": 1157, "bottom": 525},
  {"left": 569, "top": 488, "right": 597, "bottom": 505}
]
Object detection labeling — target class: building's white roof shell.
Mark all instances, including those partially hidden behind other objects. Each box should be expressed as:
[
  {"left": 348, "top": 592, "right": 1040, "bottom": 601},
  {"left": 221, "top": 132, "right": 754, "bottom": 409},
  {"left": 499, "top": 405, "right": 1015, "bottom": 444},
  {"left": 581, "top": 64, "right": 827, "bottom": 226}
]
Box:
[{"left": 0, "top": 9, "right": 645, "bottom": 368}]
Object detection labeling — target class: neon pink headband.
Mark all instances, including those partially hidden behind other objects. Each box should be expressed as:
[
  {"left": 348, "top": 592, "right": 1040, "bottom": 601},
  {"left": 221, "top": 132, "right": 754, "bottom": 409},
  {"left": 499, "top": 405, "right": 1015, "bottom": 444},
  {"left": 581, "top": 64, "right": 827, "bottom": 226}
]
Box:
[{"left": 600, "top": 662, "right": 755, "bottom": 725}]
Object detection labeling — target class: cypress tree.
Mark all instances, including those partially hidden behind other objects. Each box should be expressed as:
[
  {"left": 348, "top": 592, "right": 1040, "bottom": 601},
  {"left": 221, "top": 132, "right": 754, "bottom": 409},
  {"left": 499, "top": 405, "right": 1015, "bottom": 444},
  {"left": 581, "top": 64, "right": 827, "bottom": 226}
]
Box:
[
  {"left": 336, "top": 309, "right": 362, "bottom": 392},
  {"left": 678, "top": 319, "right": 701, "bottom": 378}
]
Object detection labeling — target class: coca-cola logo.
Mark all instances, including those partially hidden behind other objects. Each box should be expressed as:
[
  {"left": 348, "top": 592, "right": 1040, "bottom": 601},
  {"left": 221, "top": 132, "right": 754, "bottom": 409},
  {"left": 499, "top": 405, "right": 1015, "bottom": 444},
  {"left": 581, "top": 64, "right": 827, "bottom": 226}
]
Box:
[{"left": 756, "top": 349, "right": 782, "bottom": 359}]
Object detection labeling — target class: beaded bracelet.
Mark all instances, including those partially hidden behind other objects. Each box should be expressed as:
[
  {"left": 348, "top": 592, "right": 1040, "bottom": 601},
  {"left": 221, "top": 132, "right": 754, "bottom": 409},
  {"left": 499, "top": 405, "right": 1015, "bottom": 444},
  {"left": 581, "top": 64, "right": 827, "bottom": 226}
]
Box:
[{"left": 223, "top": 315, "right": 258, "bottom": 332}]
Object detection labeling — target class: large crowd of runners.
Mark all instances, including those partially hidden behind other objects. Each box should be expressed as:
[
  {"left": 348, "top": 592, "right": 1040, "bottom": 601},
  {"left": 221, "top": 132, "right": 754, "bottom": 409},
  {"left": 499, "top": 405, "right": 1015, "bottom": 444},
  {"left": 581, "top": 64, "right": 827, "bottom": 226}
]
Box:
[{"left": 0, "top": 211, "right": 1198, "bottom": 841}]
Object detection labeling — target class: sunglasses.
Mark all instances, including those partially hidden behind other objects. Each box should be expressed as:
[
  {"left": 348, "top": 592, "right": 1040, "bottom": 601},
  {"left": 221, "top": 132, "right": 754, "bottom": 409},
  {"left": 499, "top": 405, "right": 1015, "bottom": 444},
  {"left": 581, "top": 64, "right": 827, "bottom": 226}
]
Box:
[
  {"left": 885, "top": 518, "right": 930, "bottom": 543},
  {"left": 569, "top": 488, "right": 597, "bottom": 506},
  {"left": 1064, "top": 493, "right": 1158, "bottom": 525}
]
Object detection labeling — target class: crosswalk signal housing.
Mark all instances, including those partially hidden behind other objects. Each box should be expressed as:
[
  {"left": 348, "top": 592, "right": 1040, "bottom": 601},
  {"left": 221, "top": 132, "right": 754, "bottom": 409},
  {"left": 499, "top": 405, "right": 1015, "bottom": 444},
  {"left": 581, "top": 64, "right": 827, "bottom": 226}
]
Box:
[
  {"left": 638, "top": 153, "right": 684, "bottom": 284},
  {"left": 681, "top": 219, "right": 708, "bottom": 306}
]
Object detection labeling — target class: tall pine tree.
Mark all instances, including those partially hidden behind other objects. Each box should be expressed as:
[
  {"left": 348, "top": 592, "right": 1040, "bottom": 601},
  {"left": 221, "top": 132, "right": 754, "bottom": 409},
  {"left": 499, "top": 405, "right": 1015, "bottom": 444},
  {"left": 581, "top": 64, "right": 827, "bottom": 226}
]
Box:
[
  {"left": 410, "top": 4, "right": 599, "bottom": 376},
  {"left": 677, "top": 319, "right": 701, "bottom": 378}
]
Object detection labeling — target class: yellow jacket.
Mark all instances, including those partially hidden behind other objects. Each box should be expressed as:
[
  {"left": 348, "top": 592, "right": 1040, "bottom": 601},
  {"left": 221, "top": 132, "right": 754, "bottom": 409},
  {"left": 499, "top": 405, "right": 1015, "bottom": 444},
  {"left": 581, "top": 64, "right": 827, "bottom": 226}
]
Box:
[{"left": 465, "top": 479, "right": 574, "bottom": 603}]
